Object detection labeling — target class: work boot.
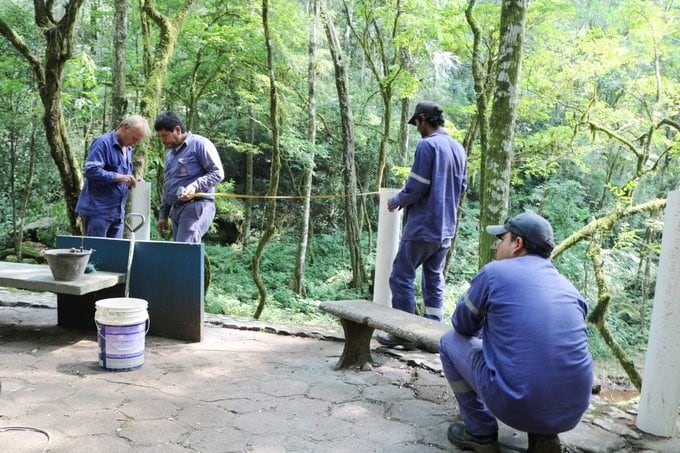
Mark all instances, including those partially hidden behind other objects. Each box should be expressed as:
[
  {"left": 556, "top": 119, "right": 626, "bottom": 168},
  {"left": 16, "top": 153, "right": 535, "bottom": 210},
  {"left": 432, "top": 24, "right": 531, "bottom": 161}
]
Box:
[
  {"left": 527, "top": 433, "right": 561, "bottom": 453},
  {"left": 375, "top": 332, "right": 417, "bottom": 350},
  {"left": 447, "top": 422, "right": 500, "bottom": 453}
]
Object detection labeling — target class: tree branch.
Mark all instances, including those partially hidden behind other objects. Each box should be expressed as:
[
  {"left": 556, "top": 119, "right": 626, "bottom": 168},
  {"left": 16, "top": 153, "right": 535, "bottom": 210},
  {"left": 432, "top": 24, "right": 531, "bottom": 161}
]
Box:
[
  {"left": 583, "top": 120, "right": 641, "bottom": 158},
  {"left": 657, "top": 118, "right": 680, "bottom": 132},
  {"left": 552, "top": 198, "right": 667, "bottom": 261},
  {"left": 0, "top": 20, "right": 45, "bottom": 86},
  {"left": 587, "top": 239, "right": 643, "bottom": 390}
]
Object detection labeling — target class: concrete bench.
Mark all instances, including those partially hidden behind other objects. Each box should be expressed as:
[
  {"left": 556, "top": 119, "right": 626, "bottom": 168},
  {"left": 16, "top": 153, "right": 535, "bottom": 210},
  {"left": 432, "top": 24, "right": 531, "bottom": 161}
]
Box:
[
  {"left": 0, "top": 261, "right": 126, "bottom": 328},
  {"left": 318, "top": 300, "right": 450, "bottom": 369},
  {"left": 0, "top": 261, "right": 125, "bottom": 296},
  {"left": 1, "top": 235, "right": 206, "bottom": 342},
  {"left": 55, "top": 235, "right": 205, "bottom": 342}
]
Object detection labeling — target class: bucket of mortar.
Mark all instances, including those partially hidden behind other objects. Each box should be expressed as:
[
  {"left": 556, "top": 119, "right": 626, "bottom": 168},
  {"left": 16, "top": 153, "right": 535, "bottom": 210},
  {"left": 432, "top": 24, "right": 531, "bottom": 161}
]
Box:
[
  {"left": 43, "top": 248, "right": 92, "bottom": 281},
  {"left": 95, "top": 297, "right": 149, "bottom": 371}
]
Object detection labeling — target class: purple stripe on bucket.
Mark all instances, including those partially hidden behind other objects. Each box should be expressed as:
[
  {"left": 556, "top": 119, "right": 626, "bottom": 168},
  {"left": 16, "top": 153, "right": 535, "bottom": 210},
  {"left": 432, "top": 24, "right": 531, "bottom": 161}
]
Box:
[
  {"left": 98, "top": 321, "right": 146, "bottom": 372},
  {"left": 101, "top": 324, "right": 145, "bottom": 335}
]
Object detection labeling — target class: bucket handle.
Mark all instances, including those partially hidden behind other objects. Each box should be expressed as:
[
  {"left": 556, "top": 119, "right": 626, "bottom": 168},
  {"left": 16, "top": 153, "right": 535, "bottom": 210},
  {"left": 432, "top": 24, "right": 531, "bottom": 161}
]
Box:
[{"left": 96, "top": 318, "right": 150, "bottom": 352}]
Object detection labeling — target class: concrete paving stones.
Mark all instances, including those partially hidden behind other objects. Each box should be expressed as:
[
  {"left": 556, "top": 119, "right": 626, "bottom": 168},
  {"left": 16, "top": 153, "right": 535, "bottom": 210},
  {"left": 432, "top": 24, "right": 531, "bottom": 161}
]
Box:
[{"left": 1, "top": 289, "right": 680, "bottom": 452}]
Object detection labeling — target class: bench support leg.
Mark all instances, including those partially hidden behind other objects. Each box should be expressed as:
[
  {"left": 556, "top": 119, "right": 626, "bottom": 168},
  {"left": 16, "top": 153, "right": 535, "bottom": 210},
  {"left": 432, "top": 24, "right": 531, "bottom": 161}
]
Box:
[{"left": 335, "top": 319, "right": 374, "bottom": 370}]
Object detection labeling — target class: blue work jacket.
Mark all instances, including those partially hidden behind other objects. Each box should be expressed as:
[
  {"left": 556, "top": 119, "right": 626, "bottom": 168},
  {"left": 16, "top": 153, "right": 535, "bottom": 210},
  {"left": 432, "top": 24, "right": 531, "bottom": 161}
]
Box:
[{"left": 75, "top": 131, "right": 132, "bottom": 221}]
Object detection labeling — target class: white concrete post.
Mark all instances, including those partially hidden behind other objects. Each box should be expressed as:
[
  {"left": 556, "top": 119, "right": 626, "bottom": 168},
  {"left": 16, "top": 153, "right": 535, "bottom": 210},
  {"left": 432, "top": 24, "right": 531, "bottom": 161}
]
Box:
[
  {"left": 129, "top": 181, "right": 151, "bottom": 240},
  {"left": 373, "top": 188, "right": 402, "bottom": 306},
  {"left": 637, "top": 190, "right": 680, "bottom": 437}
]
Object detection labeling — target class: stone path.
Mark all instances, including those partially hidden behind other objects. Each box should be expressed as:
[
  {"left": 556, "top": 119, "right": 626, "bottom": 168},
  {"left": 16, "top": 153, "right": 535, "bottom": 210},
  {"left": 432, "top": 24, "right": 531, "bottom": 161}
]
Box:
[{"left": 1, "top": 289, "right": 679, "bottom": 452}]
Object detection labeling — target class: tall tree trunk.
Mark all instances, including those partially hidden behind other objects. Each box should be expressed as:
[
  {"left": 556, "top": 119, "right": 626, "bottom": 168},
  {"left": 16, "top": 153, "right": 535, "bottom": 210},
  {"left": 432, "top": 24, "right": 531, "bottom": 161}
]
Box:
[
  {"left": 291, "top": 0, "right": 321, "bottom": 296},
  {"left": 111, "top": 0, "right": 129, "bottom": 127},
  {"left": 12, "top": 122, "right": 39, "bottom": 261},
  {"left": 324, "top": 5, "right": 366, "bottom": 288},
  {"left": 477, "top": 0, "right": 528, "bottom": 267},
  {"left": 376, "top": 100, "right": 392, "bottom": 190},
  {"left": 241, "top": 105, "right": 256, "bottom": 245},
  {"left": 0, "top": 0, "right": 86, "bottom": 235},
  {"left": 135, "top": 0, "right": 197, "bottom": 178},
  {"left": 341, "top": 0, "right": 406, "bottom": 191},
  {"left": 465, "top": 0, "right": 490, "bottom": 225},
  {"left": 397, "top": 97, "right": 412, "bottom": 166},
  {"left": 253, "top": 0, "right": 282, "bottom": 319},
  {"left": 397, "top": 48, "right": 414, "bottom": 167},
  {"left": 9, "top": 130, "right": 19, "bottom": 257}
]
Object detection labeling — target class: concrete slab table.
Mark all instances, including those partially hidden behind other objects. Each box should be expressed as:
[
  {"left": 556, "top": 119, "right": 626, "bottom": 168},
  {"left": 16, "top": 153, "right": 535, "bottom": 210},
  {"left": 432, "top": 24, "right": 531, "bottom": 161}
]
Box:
[
  {"left": 1, "top": 235, "right": 205, "bottom": 343},
  {"left": 0, "top": 261, "right": 125, "bottom": 295},
  {"left": 0, "top": 260, "right": 126, "bottom": 329}
]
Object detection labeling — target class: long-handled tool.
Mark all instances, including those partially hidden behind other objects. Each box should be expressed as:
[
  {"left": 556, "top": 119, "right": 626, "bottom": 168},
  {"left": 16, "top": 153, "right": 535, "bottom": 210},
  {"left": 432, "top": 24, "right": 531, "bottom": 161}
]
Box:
[{"left": 124, "top": 213, "right": 145, "bottom": 297}]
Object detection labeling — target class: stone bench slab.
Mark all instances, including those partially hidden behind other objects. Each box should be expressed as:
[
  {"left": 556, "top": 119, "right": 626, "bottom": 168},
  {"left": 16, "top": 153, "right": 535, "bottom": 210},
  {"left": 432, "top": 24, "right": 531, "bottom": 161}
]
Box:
[
  {"left": 0, "top": 262, "right": 125, "bottom": 296},
  {"left": 319, "top": 300, "right": 450, "bottom": 369}
]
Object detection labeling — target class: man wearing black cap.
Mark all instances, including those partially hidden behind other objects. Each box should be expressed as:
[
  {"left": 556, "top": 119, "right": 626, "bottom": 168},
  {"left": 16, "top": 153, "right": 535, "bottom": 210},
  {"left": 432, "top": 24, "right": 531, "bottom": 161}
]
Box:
[
  {"left": 376, "top": 101, "right": 467, "bottom": 349},
  {"left": 439, "top": 212, "right": 593, "bottom": 453}
]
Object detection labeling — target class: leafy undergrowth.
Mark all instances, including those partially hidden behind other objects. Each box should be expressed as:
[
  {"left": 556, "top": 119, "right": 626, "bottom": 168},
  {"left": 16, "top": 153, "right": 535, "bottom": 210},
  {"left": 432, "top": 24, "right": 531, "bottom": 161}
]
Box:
[
  {"left": 204, "top": 234, "right": 465, "bottom": 326},
  {"left": 204, "top": 235, "right": 370, "bottom": 326}
]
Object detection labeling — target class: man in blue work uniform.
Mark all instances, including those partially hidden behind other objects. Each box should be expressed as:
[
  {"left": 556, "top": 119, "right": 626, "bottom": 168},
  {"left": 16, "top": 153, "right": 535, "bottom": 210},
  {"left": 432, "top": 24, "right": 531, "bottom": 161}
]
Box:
[
  {"left": 376, "top": 101, "right": 467, "bottom": 349},
  {"left": 76, "top": 115, "right": 151, "bottom": 238},
  {"left": 155, "top": 112, "right": 224, "bottom": 244},
  {"left": 440, "top": 212, "right": 593, "bottom": 453}
]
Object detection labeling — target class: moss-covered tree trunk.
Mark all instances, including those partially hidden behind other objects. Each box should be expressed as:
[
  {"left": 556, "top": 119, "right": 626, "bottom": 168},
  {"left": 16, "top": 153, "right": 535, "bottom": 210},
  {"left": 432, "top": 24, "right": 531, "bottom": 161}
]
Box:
[
  {"left": 324, "top": 5, "right": 366, "bottom": 289},
  {"left": 241, "top": 107, "right": 256, "bottom": 245},
  {"left": 111, "top": 0, "right": 129, "bottom": 128},
  {"left": 134, "top": 0, "right": 197, "bottom": 179},
  {"left": 551, "top": 199, "right": 667, "bottom": 260},
  {"left": 477, "top": 0, "right": 528, "bottom": 268},
  {"left": 397, "top": 97, "right": 412, "bottom": 166},
  {"left": 12, "top": 123, "right": 39, "bottom": 261},
  {"left": 0, "top": 0, "right": 86, "bottom": 235},
  {"left": 253, "top": 0, "right": 282, "bottom": 319},
  {"left": 291, "top": 0, "right": 320, "bottom": 296}
]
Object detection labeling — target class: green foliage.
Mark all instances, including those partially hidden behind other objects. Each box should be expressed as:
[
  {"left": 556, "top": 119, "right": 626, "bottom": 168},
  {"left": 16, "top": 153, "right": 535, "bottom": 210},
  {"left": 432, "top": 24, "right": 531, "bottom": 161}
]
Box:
[
  {"left": 62, "top": 52, "right": 100, "bottom": 126},
  {"left": 35, "top": 203, "right": 72, "bottom": 247},
  {"left": 205, "top": 231, "right": 367, "bottom": 324},
  {"left": 391, "top": 166, "right": 411, "bottom": 187},
  {"left": 214, "top": 180, "right": 244, "bottom": 222},
  {"left": 2, "top": 0, "right": 680, "bottom": 384}
]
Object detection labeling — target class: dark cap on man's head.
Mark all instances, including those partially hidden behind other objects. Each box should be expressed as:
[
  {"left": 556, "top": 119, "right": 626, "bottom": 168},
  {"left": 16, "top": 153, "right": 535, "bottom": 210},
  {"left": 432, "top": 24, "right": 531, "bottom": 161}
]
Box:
[
  {"left": 486, "top": 212, "right": 555, "bottom": 253},
  {"left": 408, "top": 101, "right": 443, "bottom": 125}
]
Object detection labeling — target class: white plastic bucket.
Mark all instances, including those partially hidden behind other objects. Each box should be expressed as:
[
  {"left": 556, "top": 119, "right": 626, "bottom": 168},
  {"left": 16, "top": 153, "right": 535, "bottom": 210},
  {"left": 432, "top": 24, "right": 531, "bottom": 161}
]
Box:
[{"left": 95, "top": 298, "right": 149, "bottom": 371}]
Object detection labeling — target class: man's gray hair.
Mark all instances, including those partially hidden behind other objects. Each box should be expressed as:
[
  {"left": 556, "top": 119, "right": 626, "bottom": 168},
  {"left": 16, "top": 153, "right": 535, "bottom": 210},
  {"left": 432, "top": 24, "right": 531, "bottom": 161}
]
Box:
[{"left": 120, "top": 114, "right": 151, "bottom": 137}]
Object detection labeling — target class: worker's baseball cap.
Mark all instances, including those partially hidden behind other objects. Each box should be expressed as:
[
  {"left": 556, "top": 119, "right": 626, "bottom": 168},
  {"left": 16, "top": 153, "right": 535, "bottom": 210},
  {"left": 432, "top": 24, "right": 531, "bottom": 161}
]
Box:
[
  {"left": 408, "top": 101, "right": 442, "bottom": 125},
  {"left": 486, "top": 212, "right": 555, "bottom": 252}
]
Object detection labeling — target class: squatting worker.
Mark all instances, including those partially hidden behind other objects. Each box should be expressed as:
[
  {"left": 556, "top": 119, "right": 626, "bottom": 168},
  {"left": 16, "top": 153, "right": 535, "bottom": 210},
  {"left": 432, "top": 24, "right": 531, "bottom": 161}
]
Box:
[
  {"left": 440, "top": 212, "right": 593, "bottom": 453},
  {"left": 376, "top": 101, "right": 467, "bottom": 349},
  {"left": 155, "top": 112, "right": 224, "bottom": 243},
  {"left": 76, "top": 115, "right": 151, "bottom": 238}
]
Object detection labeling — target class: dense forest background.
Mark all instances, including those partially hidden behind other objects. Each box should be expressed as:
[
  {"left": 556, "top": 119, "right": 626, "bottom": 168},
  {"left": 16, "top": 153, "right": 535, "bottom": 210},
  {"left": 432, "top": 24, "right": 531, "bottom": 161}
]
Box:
[{"left": 1, "top": 0, "right": 679, "bottom": 388}]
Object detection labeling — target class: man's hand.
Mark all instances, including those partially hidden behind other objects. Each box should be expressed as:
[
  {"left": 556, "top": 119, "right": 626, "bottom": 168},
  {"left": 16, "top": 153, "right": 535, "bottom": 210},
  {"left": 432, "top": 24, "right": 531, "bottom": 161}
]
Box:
[
  {"left": 116, "top": 174, "right": 137, "bottom": 188},
  {"left": 387, "top": 198, "right": 399, "bottom": 212},
  {"left": 157, "top": 218, "right": 169, "bottom": 238},
  {"left": 177, "top": 185, "right": 196, "bottom": 202}
]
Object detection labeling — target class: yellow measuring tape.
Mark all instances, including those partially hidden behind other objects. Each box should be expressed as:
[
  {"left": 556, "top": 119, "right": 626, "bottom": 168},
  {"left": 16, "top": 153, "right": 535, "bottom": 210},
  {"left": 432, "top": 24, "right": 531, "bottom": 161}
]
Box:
[{"left": 192, "top": 191, "right": 380, "bottom": 200}]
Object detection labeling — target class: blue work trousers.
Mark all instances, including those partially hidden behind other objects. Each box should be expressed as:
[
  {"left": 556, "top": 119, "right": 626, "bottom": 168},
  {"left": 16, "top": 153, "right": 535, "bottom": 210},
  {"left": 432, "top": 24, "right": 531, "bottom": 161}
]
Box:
[
  {"left": 439, "top": 329, "right": 499, "bottom": 436},
  {"left": 388, "top": 238, "right": 450, "bottom": 321},
  {"left": 170, "top": 200, "right": 216, "bottom": 243},
  {"left": 82, "top": 216, "right": 124, "bottom": 239}
]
